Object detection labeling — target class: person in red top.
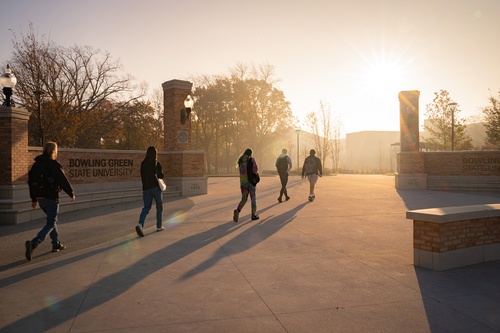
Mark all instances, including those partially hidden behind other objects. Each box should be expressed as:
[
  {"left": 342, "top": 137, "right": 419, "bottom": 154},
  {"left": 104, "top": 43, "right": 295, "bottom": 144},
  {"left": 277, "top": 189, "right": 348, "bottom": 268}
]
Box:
[{"left": 26, "top": 141, "right": 75, "bottom": 261}]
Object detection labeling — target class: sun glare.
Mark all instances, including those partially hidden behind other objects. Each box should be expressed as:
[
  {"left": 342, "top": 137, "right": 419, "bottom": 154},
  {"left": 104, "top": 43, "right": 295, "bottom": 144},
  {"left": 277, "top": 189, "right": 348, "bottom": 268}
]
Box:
[
  {"left": 348, "top": 49, "right": 413, "bottom": 131},
  {"left": 364, "top": 59, "right": 405, "bottom": 96}
]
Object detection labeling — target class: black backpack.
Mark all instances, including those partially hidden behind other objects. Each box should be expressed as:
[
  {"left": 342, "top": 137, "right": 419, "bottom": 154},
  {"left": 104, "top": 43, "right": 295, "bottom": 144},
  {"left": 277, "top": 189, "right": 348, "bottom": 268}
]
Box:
[
  {"left": 304, "top": 157, "right": 316, "bottom": 175},
  {"left": 247, "top": 158, "right": 260, "bottom": 185},
  {"left": 277, "top": 156, "right": 289, "bottom": 173},
  {"left": 28, "top": 160, "right": 56, "bottom": 197}
]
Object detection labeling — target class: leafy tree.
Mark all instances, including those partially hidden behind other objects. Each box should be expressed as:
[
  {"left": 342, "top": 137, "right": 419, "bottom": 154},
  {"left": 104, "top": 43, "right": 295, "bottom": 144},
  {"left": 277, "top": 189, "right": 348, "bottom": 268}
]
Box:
[
  {"left": 101, "top": 101, "right": 161, "bottom": 150},
  {"left": 191, "top": 76, "right": 232, "bottom": 173},
  {"left": 6, "top": 24, "right": 145, "bottom": 148},
  {"left": 191, "top": 62, "right": 294, "bottom": 173},
  {"left": 423, "top": 90, "right": 472, "bottom": 151},
  {"left": 482, "top": 90, "right": 500, "bottom": 149}
]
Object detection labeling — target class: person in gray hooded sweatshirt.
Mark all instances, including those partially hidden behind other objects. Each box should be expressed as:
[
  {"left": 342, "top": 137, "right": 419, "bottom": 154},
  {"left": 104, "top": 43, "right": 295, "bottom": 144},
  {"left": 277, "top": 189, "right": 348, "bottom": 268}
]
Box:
[{"left": 275, "top": 148, "right": 292, "bottom": 203}]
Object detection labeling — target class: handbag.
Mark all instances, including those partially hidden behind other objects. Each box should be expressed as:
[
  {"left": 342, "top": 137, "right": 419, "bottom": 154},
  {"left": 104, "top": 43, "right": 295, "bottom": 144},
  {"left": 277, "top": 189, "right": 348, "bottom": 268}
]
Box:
[
  {"left": 156, "top": 161, "right": 166, "bottom": 191},
  {"left": 247, "top": 158, "right": 260, "bottom": 186}
]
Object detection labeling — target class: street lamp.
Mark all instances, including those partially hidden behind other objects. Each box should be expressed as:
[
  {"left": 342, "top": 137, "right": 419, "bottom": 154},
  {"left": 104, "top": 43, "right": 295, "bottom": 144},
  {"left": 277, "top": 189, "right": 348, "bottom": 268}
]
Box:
[
  {"left": 448, "top": 102, "right": 457, "bottom": 151},
  {"left": 295, "top": 128, "right": 302, "bottom": 169},
  {"left": 180, "top": 95, "right": 194, "bottom": 124},
  {"left": 0, "top": 65, "right": 17, "bottom": 107}
]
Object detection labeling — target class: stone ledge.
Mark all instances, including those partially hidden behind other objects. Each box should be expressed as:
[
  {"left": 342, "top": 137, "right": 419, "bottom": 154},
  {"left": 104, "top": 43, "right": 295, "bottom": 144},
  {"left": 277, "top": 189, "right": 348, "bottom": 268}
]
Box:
[{"left": 407, "top": 204, "right": 500, "bottom": 223}]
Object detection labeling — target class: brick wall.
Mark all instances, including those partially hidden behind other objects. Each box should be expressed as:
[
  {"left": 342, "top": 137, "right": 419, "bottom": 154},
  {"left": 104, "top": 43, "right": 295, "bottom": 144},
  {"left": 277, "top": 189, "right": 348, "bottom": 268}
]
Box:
[
  {"left": 398, "top": 152, "right": 425, "bottom": 174},
  {"left": 28, "top": 148, "right": 143, "bottom": 184},
  {"left": 164, "top": 152, "right": 205, "bottom": 177},
  {"left": 26, "top": 148, "right": 206, "bottom": 185},
  {"left": 413, "top": 217, "right": 500, "bottom": 252},
  {"left": 423, "top": 151, "right": 500, "bottom": 176}
]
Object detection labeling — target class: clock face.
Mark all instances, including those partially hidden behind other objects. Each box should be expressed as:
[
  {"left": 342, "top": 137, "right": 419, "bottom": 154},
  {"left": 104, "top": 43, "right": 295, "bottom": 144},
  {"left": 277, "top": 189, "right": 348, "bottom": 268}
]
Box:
[{"left": 178, "top": 131, "right": 188, "bottom": 143}]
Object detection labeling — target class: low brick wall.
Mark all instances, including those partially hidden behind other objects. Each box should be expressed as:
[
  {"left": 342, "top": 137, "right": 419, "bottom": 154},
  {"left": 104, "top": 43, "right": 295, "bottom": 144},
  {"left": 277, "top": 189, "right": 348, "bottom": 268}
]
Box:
[
  {"left": 407, "top": 204, "right": 500, "bottom": 270},
  {"left": 414, "top": 218, "right": 500, "bottom": 252},
  {"left": 423, "top": 152, "right": 500, "bottom": 176},
  {"left": 27, "top": 148, "right": 144, "bottom": 185},
  {"left": 397, "top": 151, "right": 500, "bottom": 191},
  {"left": 0, "top": 148, "right": 205, "bottom": 224},
  {"left": 26, "top": 147, "right": 205, "bottom": 184}
]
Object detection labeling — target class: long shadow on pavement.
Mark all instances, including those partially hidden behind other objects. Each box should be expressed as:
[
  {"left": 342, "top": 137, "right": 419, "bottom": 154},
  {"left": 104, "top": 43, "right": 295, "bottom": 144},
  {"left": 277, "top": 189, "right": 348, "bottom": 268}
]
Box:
[
  {"left": 397, "top": 189, "right": 500, "bottom": 332},
  {"left": 179, "top": 202, "right": 308, "bottom": 280},
  {"left": 1, "top": 213, "right": 284, "bottom": 332}
]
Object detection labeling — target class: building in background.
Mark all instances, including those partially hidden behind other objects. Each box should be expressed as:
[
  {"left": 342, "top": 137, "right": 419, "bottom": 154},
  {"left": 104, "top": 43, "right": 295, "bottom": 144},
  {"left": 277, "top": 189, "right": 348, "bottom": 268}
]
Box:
[{"left": 343, "top": 131, "right": 400, "bottom": 173}]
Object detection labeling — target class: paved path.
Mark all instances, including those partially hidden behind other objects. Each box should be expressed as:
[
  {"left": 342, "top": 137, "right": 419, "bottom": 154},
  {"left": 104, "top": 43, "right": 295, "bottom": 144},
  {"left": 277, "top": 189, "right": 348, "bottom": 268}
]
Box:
[{"left": 1, "top": 175, "right": 500, "bottom": 333}]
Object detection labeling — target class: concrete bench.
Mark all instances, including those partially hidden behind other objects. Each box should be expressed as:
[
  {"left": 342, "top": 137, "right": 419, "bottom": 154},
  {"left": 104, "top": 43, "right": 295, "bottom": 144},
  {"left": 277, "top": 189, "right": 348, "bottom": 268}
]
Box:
[{"left": 407, "top": 204, "right": 500, "bottom": 271}]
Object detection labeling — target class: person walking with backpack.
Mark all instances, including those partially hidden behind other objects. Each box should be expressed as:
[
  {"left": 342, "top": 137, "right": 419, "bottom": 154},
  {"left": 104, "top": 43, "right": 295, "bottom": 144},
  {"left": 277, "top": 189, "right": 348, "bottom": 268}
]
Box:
[
  {"left": 301, "top": 149, "right": 322, "bottom": 202},
  {"left": 233, "top": 148, "right": 260, "bottom": 222},
  {"left": 135, "top": 146, "right": 165, "bottom": 237},
  {"left": 275, "top": 148, "right": 292, "bottom": 203},
  {"left": 25, "top": 141, "right": 75, "bottom": 261}
]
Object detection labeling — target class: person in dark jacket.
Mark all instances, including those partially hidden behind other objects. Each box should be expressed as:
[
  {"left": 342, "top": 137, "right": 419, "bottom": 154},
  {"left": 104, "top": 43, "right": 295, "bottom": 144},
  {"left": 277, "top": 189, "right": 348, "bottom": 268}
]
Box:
[
  {"left": 135, "top": 146, "right": 165, "bottom": 237},
  {"left": 25, "top": 141, "right": 75, "bottom": 261},
  {"left": 275, "top": 148, "right": 292, "bottom": 203},
  {"left": 233, "top": 148, "right": 259, "bottom": 222},
  {"left": 301, "top": 149, "right": 323, "bottom": 202}
]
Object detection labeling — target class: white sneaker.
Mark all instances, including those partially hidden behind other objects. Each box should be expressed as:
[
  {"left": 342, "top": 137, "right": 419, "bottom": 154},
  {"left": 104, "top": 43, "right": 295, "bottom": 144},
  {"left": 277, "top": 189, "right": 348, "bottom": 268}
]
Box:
[{"left": 157, "top": 226, "right": 165, "bottom": 232}]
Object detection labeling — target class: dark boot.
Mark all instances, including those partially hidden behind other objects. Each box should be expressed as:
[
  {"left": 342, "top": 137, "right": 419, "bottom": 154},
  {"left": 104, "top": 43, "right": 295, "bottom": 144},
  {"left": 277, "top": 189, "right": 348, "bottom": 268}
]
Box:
[
  {"left": 25, "top": 240, "right": 37, "bottom": 261},
  {"left": 251, "top": 206, "right": 259, "bottom": 220}
]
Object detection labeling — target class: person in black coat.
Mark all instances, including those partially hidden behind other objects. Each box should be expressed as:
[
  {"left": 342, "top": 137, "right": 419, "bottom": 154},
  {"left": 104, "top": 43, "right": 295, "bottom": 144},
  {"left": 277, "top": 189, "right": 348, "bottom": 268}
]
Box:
[
  {"left": 26, "top": 141, "right": 75, "bottom": 261},
  {"left": 135, "top": 146, "right": 165, "bottom": 237},
  {"left": 275, "top": 148, "right": 292, "bottom": 203}
]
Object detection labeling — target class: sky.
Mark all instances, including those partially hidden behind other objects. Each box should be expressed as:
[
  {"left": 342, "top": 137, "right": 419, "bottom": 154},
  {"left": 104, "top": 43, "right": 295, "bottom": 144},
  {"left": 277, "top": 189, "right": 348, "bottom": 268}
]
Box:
[{"left": 1, "top": 0, "right": 500, "bottom": 136}]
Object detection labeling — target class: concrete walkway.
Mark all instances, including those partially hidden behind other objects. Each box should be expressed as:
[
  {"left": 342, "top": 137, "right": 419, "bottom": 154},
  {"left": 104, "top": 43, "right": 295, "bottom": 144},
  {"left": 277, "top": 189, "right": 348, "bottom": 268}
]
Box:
[{"left": 1, "top": 175, "right": 500, "bottom": 333}]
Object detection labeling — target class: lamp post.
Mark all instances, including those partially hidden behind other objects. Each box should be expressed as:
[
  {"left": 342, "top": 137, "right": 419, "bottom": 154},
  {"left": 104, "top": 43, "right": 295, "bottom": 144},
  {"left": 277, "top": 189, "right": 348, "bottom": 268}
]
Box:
[
  {"left": 180, "top": 95, "right": 194, "bottom": 124},
  {"left": 34, "top": 89, "right": 45, "bottom": 145},
  {"left": 194, "top": 112, "right": 199, "bottom": 150},
  {"left": 295, "top": 128, "right": 302, "bottom": 169},
  {"left": 0, "top": 65, "right": 17, "bottom": 107},
  {"left": 448, "top": 102, "right": 457, "bottom": 151}
]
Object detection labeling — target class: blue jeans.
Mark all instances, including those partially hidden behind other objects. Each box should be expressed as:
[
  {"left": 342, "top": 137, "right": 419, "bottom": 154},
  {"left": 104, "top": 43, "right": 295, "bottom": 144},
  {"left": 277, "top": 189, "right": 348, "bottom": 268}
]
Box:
[
  {"left": 33, "top": 199, "right": 60, "bottom": 246},
  {"left": 138, "top": 187, "right": 163, "bottom": 229}
]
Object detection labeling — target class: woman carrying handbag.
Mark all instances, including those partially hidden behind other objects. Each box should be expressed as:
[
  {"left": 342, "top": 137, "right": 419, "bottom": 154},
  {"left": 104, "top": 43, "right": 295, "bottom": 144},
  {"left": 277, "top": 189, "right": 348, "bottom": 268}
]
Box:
[{"left": 136, "top": 146, "right": 165, "bottom": 237}]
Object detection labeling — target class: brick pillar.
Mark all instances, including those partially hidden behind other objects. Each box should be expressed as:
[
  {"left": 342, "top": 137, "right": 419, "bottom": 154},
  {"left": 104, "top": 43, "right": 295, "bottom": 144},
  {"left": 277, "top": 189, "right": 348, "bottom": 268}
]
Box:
[
  {"left": 398, "top": 90, "right": 420, "bottom": 152},
  {"left": 162, "top": 79, "right": 193, "bottom": 151},
  {"left": 0, "top": 106, "right": 31, "bottom": 224},
  {"left": 0, "top": 107, "right": 31, "bottom": 186},
  {"left": 161, "top": 79, "right": 207, "bottom": 196},
  {"left": 396, "top": 91, "right": 426, "bottom": 189}
]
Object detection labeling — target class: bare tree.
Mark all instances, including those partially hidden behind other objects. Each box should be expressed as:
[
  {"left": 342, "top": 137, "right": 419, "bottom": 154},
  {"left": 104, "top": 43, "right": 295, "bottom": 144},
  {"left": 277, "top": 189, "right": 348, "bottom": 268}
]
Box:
[
  {"left": 149, "top": 88, "right": 164, "bottom": 149},
  {"left": 7, "top": 24, "right": 145, "bottom": 148},
  {"left": 330, "top": 113, "right": 343, "bottom": 172},
  {"left": 305, "top": 101, "right": 334, "bottom": 172}
]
